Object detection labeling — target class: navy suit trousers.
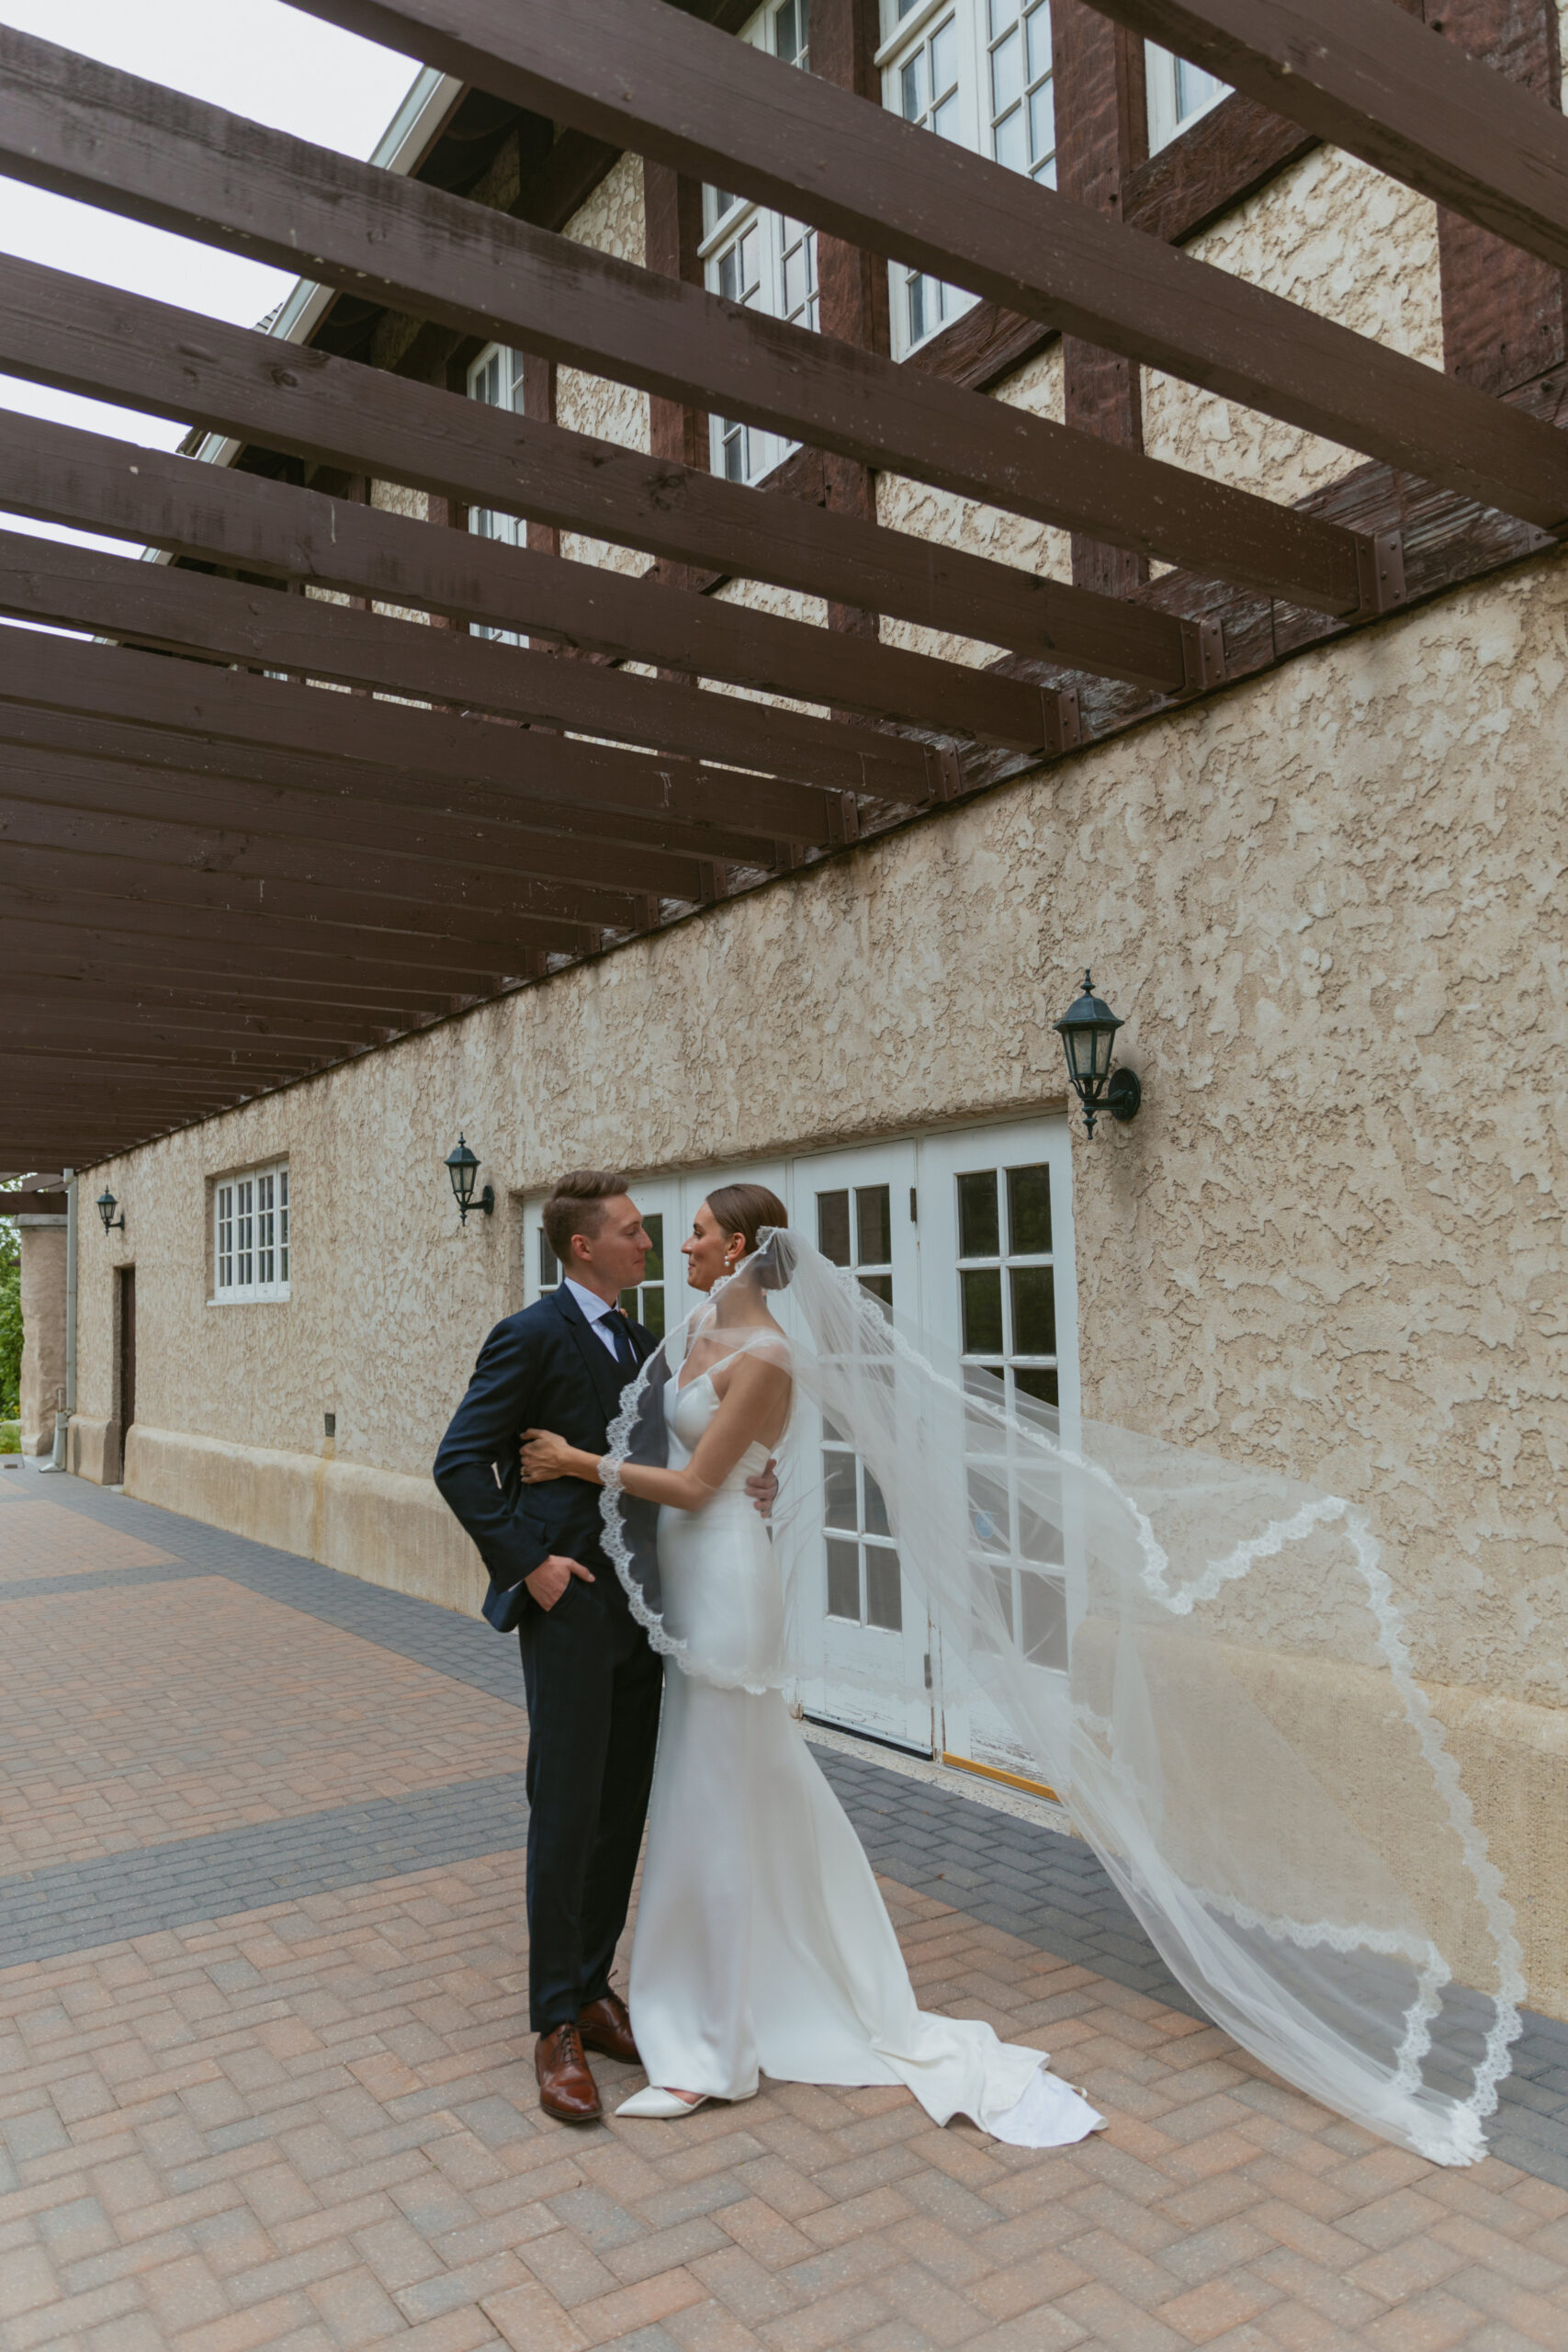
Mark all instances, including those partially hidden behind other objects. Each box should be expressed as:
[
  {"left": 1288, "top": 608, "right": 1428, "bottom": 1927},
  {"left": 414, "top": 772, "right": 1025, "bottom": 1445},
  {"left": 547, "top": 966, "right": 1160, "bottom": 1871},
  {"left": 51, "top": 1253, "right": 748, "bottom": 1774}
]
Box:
[{"left": 518, "top": 1558, "right": 663, "bottom": 2033}]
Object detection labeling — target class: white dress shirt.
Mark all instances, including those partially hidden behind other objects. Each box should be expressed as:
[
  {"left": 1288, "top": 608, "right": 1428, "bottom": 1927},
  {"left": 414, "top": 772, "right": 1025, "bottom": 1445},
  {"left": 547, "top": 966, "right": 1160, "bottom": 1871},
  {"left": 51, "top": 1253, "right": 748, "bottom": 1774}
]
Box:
[{"left": 564, "top": 1276, "right": 630, "bottom": 1356}]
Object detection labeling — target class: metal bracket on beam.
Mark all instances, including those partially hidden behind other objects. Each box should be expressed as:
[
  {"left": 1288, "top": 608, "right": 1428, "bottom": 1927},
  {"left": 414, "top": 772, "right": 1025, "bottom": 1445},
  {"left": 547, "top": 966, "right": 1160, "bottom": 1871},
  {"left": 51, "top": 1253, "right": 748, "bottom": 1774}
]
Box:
[
  {"left": 1041, "top": 687, "right": 1082, "bottom": 758},
  {"left": 826, "top": 792, "right": 863, "bottom": 844},
  {"left": 1178, "top": 618, "right": 1226, "bottom": 695},
  {"left": 1351, "top": 529, "right": 1407, "bottom": 621},
  {"left": 923, "top": 745, "right": 965, "bottom": 806}
]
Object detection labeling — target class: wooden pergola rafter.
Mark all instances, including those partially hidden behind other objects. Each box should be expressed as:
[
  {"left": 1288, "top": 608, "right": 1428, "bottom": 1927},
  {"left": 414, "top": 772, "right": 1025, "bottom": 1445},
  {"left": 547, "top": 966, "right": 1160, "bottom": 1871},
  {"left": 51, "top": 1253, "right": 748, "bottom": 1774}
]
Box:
[{"left": 1, "top": 0, "right": 1563, "bottom": 1170}]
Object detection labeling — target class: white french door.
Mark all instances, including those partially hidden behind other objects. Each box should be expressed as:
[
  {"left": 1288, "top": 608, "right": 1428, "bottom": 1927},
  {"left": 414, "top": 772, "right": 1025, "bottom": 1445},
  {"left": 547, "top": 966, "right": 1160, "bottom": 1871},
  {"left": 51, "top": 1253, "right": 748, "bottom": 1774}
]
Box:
[
  {"left": 916, "top": 1120, "right": 1080, "bottom": 1790},
  {"left": 789, "top": 1140, "right": 934, "bottom": 1751},
  {"left": 519, "top": 1119, "right": 1080, "bottom": 1776}
]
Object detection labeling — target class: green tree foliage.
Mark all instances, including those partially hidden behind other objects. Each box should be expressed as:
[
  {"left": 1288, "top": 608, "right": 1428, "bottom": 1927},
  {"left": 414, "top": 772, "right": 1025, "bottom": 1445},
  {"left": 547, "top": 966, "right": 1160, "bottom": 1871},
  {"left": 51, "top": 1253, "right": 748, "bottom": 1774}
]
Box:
[{"left": 0, "top": 1220, "right": 21, "bottom": 1420}]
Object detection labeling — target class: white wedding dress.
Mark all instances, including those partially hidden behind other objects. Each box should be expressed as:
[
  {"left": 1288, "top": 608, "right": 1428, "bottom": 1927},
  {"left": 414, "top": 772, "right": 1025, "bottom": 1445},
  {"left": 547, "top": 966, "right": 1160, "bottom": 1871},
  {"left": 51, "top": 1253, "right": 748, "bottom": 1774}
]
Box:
[{"left": 623, "top": 1367, "right": 1105, "bottom": 2145}]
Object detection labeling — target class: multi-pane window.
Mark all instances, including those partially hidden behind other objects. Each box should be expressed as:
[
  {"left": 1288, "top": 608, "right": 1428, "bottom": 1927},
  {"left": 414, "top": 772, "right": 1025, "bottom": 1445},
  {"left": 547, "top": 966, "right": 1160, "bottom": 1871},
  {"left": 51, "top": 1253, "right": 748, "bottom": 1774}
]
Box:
[
  {"left": 213, "top": 1161, "right": 289, "bottom": 1304},
  {"left": 1145, "top": 42, "right": 1228, "bottom": 151},
  {"left": 880, "top": 0, "right": 1057, "bottom": 356},
  {"left": 704, "top": 0, "right": 817, "bottom": 482},
  {"left": 816, "top": 1183, "right": 902, "bottom": 1633},
  {"left": 466, "top": 345, "right": 525, "bottom": 645}
]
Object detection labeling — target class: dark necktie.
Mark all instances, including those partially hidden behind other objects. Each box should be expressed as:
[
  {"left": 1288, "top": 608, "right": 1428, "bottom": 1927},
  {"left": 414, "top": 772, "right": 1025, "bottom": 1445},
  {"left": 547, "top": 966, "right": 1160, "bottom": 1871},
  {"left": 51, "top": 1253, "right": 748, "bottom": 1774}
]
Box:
[{"left": 604, "top": 1308, "right": 637, "bottom": 1374}]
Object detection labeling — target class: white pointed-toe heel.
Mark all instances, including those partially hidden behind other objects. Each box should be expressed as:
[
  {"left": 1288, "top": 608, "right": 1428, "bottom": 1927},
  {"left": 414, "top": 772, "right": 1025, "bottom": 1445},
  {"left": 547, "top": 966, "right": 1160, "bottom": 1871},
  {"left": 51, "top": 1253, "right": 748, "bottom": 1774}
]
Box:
[{"left": 615, "top": 2086, "right": 711, "bottom": 2119}]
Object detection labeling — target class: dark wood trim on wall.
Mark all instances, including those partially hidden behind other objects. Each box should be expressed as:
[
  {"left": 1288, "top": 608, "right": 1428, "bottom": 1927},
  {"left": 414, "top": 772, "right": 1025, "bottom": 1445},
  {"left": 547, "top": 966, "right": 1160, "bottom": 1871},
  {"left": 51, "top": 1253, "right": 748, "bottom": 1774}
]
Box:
[
  {"left": 1431, "top": 0, "right": 1567, "bottom": 395},
  {"left": 1054, "top": 0, "right": 1148, "bottom": 600},
  {"left": 811, "top": 0, "right": 885, "bottom": 650},
  {"left": 644, "top": 161, "right": 708, "bottom": 474},
  {"left": 1120, "top": 92, "right": 1315, "bottom": 245}
]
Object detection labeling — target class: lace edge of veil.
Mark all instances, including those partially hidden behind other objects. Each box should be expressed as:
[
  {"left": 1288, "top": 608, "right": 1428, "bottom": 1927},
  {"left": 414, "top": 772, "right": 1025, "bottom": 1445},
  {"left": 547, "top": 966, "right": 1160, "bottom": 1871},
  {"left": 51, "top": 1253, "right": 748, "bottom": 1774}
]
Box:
[{"left": 597, "top": 1346, "right": 792, "bottom": 1699}]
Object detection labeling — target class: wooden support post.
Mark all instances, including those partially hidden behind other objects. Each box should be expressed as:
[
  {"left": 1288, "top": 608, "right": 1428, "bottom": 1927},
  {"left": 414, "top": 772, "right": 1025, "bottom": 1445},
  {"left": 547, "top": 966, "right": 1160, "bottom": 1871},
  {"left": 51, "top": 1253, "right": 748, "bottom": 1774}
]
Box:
[
  {"left": 1055, "top": 0, "right": 1149, "bottom": 601},
  {"left": 1433, "top": 0, "right": 1567, "bottom": 395}
]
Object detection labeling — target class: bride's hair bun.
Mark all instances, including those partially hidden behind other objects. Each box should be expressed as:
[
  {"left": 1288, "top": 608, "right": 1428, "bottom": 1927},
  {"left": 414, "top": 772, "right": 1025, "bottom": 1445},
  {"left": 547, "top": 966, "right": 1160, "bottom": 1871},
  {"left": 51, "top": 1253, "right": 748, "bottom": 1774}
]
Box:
[{"left": 706, "top": 1183, "right": 791, "bottom": 1288}]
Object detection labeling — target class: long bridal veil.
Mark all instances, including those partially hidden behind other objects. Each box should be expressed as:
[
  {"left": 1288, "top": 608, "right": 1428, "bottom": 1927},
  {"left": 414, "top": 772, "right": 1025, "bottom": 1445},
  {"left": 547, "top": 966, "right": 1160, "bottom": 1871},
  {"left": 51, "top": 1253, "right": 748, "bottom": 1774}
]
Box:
[{"left": 602, "top": 1230, "right": 1523, "bottom": 2166}]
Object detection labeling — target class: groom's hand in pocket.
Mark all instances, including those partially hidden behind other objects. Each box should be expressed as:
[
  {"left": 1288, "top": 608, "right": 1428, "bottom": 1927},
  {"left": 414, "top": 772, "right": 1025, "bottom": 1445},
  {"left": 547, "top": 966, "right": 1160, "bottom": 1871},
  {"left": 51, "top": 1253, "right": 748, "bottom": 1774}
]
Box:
[
  {"left": 745, "top": 1458, "right": 780, "bottom": 1519},
  {"left": 525, "top": 1555, "right": 595, "bottom": 1611}
]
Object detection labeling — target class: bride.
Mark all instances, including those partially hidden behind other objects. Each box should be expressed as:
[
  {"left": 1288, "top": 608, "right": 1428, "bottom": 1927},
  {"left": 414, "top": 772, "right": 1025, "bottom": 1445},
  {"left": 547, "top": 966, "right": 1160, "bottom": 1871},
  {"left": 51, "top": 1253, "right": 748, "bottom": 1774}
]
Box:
[{"left": 521, "top": 1182, "right": 1106, "bottom": 2144}]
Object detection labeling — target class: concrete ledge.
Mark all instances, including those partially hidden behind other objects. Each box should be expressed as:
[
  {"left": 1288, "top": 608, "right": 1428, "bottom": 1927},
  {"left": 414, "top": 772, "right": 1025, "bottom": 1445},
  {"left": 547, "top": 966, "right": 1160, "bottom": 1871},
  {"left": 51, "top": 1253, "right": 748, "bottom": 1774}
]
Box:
[{"left": 123, "top": 1424, "right": 489, "bottom": 1618}]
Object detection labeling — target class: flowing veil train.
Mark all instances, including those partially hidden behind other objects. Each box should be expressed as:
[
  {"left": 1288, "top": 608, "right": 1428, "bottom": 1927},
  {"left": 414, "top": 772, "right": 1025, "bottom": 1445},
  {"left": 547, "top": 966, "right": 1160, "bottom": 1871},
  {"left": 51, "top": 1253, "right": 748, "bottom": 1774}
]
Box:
[{"left": 602, "top": 1229, "right": 1523, "bottom": 2165}]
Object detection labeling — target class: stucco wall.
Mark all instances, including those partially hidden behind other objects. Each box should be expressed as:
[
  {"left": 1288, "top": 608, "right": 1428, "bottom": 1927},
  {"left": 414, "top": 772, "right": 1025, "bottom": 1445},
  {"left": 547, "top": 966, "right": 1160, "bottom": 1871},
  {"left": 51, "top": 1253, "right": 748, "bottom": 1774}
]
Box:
[
  {"left": 73, "top": 549, "right": 1568, "bottom": 2007},
  {"left": 557, "top": 151, "right": 653, "bottom": 577},
  {"left": 76, "top": 550, "right": 1568, "bottom": 1706},
  {"left": 876, "top": 340, "right": 1071, "bottom": 669},
  {"left": 1144, "top": 145, "right": 1444, "bottom": 506},
  {"left": 17, "top": 1221, "right": 66, "bottom": 1454}
]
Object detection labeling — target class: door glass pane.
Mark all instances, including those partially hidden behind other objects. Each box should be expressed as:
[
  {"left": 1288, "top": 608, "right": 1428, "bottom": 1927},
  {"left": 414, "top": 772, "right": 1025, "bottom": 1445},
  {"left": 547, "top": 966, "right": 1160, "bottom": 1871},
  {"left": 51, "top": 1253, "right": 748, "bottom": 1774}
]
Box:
[
  {"left": 1010, "top": 1263, "right": 1056, "bottom": 1357},
  {"left": 863, "top": 1467, "right": 891, "bottom": 1539},
  {"left": 827, "top": 1537, "right": 861, "bottom": 1621},
  {"left": 855, "top": 1184, "right": 891, "bottom": 1267},
  {"left": 818, "top": 1189, "right": 852, "bottom": 1265},
  {"left": 861, "top": 1272, "right": 894, "bottom": 1314},
  {"left": 865, "top": 1546, "right": 903, "bottom": 1631},
  {"left": 1021, "top": 1571, "right": 1067, "bottom": 1670},
  {"left": 1014, "top": 1365, "right": 1059, "bottom": 1410},
  {"left": 993, "top": 105, "right": 1026, "bottom": 169},
  {"left": 538, "top": 1229, "right": 560, "bottom": 1292},
  {"left": 1006, "top": 1162, "right": 1052, "bottom": 1254},
  {"left": 957, "top": 1170, "right": 999, "bottom": 1259},
  {"left": 823, "top": 1452, "right": 859, "bottom": 1529},
  {"left": 961, "top": 1266, "right": 1004, "bottom": 1354}
]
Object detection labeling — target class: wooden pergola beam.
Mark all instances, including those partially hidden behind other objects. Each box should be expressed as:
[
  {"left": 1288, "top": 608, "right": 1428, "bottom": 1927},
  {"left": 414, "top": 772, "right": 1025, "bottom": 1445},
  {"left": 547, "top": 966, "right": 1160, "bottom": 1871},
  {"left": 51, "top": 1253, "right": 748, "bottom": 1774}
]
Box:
[
  {"left": 0, "top": 255, "right": 1202, "bottom": 683},
  {"left": 0, "top": 410, "right": 1157, "bottom": 723},
  {"left": 0, "top": 747, "right": 711, "bottom": 903},
  {"left": 0, "top": 30, "right": 1383, "bottom": 613},
  {"left": 0, "top": 702, "right": 786, "bottom": 872},
  {"left": 0, "top": 633, "right": 840, "bottom": 848},
  {"left": 8, "top": 1002, "right": 393, "bottom": 1054},
  {"left": 278, "top": 0, "right": 1568, "bottom": 533},
  {"left": 0, "top": 810, "right": 647, "bottom": 939},
  {"left": 0, "top": 916, "right": 496, "bottom": 1010},
  {"left": 0, "top": 537, "right": 934, "bottom": 810},
  {"left": 1080, "top": 0, "right": 1568, "bottom": 278},
  {"left": 0, "top": 854, "right": 598, "bottom": 966}
]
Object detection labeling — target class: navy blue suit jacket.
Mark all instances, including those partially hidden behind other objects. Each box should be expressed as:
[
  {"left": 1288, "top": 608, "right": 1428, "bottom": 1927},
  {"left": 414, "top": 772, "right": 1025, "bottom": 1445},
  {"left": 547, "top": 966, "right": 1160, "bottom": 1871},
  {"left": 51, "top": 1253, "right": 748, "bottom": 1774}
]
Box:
[{"left": 434, "top": 1286, "right": 656, "bottom": 1634}]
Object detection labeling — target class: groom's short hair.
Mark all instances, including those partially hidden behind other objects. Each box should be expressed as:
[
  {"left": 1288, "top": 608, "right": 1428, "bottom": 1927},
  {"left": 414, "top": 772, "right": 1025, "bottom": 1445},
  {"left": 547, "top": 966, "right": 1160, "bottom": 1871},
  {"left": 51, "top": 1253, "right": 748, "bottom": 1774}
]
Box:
[{"left": 543, "top": 1168, "right": 631, "bottom": 1266}]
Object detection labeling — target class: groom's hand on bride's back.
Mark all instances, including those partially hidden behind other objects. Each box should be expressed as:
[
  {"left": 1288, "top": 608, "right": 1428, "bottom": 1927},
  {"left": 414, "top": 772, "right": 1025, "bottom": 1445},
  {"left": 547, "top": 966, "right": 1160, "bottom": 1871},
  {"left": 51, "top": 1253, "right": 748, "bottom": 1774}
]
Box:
[
  {"left": 525, "top": 1555, "right": 595, "bottom": 1611},
  {"left": 746, "top": 1458, "right": 779, "bottom": 1518}
]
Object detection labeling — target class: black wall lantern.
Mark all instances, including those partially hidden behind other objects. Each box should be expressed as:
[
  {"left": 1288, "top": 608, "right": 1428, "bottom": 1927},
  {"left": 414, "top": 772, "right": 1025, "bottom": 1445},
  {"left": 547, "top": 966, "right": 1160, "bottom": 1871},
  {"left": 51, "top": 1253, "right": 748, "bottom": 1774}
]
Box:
[
  {"left": 96, "top": 1187, "right": 125, "bottom": 1235},
  {"left": 445, "top": 1134, "right": 495, "bottom": 1225},
  {"left": 1055, "top": 971, "right": 1142, "bottom": 1137}
]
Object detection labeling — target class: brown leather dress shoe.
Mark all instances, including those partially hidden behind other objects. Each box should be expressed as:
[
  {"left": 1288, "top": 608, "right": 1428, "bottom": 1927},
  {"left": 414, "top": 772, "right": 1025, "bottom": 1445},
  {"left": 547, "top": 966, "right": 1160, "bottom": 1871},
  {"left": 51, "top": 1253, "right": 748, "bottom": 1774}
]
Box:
[
  {"left": 535, "top": 2022, "right": 602, "bottom": 2123},
  {"left": 578, "top": 1991, "right": 640, "bottom": 2067}
]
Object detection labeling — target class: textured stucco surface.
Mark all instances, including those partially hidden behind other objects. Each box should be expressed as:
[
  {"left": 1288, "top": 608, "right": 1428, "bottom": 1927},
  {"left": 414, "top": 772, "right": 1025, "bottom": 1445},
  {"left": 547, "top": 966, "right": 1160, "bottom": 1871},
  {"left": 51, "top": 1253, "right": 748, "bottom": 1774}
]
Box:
[
  {"left": 17, "top": 1224, "right": 66, "bottom": 1455},
  {"left": 557, "top": 149, "right": 651, "bottom": 524},
  {"left": 876, "top": 340, "right": 1070, "bottom": 668},
  {"left": 73, "top": 554, "right": 1568, "bottom": 2008},
  {"left": 1144, "top": 145, "right": 1444, "bottom": 506},
  {"left": 78, "top": 551, "right": 1568, "bottom": 1713}
]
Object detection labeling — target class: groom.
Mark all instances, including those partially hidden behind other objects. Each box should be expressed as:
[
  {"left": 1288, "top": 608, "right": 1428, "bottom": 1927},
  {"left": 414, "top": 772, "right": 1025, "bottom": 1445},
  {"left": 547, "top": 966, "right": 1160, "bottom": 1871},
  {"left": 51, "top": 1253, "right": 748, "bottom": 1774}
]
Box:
[{"left": 434, "top": 1170, "right": 663, "bottom": 2123}]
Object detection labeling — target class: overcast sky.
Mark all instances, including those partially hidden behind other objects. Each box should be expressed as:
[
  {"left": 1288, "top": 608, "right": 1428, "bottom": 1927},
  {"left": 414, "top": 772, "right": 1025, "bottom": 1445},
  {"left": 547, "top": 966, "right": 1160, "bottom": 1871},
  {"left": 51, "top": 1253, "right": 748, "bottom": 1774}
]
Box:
[{"left": 0, "top": 1, "right": 423, "bottom": 550}]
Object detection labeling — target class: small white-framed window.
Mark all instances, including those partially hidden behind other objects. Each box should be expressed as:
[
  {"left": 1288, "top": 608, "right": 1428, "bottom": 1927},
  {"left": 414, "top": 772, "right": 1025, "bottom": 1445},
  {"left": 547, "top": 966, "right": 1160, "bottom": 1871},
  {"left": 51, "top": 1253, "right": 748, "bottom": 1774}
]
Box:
[
  {"left": 213, "top": 1161, "right": 289, "bottom": 1305},
  {"left": 466, "top": 345, "right": 525, "bottom": 644},
  {"left": 1145, "top": 41, "right": 1228, "bottom": 152},
  {"left": 879, "top": 0, "right": 1057, "bottom": 358},
  {"left": 704, "top": 0, "right": 817, "bottom": 482}
]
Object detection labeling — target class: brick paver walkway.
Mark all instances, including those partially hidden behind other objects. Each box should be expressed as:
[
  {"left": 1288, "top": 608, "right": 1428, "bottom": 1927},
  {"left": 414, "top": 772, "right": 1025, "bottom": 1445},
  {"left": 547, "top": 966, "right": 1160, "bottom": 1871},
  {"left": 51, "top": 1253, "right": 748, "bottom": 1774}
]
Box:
[{"left": 4, "top": 1464, "right": 1568, "bottom": 2352}]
